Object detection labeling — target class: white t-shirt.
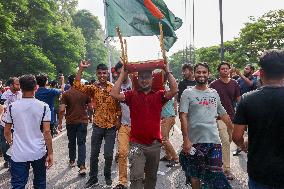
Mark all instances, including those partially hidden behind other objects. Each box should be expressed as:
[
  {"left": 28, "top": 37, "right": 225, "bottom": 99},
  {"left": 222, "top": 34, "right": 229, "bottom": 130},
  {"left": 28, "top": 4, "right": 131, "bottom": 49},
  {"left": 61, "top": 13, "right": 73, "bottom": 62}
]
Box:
[
  {"left": 0, "top": 89, "right": 22, "bottom": 127},
  {"left": 120, "top": 78, "right": 132, "bottom": 126},
  {"left": 2, "top": 98, "right": 51, "bottom": 162}
]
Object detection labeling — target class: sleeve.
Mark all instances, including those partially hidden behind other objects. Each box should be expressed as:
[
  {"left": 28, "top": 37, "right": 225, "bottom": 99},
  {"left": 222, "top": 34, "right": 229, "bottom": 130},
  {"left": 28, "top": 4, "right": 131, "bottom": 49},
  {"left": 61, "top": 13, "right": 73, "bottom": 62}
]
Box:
[
  {"left": 73, "top": 80, "right": 96, "bottom": 97},
  {"left": 2, "top": 105, "right": 12, "bottom": 124},
  {"left": 43, "top": 105, "right": 51, "bottom": 122},
  {"left": 124, "top": 90, "right": 133, "bottom": 107},
  {"left": 51, "top": 88, "right": 61, "bottom": 96},
  {"left": 216, "top": 93, "right": 227, "bottom": 116},
  {"left": 233, "top": 97, "right": 247, "bottom": 125},
  {"left": 179, "top": 90, "right": 190, "bottom": 113}
]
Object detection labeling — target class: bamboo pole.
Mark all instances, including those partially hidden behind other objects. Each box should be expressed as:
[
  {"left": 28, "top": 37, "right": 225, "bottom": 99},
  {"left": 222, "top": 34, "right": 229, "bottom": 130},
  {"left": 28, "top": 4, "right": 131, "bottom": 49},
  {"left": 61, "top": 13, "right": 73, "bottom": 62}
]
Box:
[
  {"left": 116, "top": 27, "right": 126, "bottom": 65},
  {"left": 159, "top": 22, "right": 167, "bottom": 64}
]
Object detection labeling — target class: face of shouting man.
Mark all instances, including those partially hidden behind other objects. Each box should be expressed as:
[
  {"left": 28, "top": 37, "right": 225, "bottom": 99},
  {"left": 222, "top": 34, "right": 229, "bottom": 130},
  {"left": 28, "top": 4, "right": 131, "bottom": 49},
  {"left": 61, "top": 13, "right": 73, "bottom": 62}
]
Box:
[{"left": 137, "top": 70, "right": 153, "bottom": 92}]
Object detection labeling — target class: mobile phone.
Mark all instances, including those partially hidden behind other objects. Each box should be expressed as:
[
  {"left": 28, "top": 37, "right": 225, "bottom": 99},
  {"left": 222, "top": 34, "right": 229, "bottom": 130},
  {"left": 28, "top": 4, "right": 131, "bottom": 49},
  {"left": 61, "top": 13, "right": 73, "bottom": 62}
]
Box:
[
  {"left": 0, "top": 99, "right": 6, "bottom": 105},
  {"left": 190, "top": 146, "right": 197, "bottom": 155}
]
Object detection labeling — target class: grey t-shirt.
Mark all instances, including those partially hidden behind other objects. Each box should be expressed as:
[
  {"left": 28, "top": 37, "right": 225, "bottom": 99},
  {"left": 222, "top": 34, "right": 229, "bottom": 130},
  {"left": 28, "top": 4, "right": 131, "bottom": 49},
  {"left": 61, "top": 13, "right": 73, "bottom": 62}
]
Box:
[{"left": 179, "top": 87, "right": 227, "bottom": 144}]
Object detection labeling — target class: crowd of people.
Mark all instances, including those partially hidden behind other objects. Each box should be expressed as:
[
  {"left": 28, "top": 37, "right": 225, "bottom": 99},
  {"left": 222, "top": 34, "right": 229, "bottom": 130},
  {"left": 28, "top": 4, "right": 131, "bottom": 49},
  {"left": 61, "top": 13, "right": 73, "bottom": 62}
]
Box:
[{"left": 0, "top": 49, "right": 283, "bottom": 189}]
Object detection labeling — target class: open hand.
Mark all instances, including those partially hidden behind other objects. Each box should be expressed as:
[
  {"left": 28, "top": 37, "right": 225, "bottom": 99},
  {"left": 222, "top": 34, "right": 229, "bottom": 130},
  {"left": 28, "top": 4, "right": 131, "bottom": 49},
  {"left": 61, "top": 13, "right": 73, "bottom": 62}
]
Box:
[{"left": 79, "top": 60, "right": 91, "bottom": 69}]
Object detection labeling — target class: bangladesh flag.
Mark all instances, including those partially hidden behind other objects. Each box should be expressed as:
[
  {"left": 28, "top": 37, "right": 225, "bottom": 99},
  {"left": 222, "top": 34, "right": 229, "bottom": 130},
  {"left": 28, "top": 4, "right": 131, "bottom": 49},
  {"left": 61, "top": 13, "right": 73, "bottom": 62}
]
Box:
[{"left": 105, "top": 0, "right": 183, "bottom": 51}]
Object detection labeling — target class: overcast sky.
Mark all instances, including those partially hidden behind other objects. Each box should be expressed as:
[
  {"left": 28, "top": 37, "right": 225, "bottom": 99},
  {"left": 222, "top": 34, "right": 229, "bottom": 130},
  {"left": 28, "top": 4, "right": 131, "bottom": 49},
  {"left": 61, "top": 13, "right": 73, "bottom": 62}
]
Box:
[{"left": 77, "top": 0, "right": 284, "bottom": 61}]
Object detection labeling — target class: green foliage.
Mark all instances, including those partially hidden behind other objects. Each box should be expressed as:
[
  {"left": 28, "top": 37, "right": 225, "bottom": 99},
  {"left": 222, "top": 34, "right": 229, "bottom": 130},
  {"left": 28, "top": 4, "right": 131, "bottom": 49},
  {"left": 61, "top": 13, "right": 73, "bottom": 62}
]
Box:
[
  {"left": 72, "top": 9, "right": 120, "bottom": 80},
  {"left": 0, "top": 0, "right": 120, "bottom": 81},
  {"left": 169, "top": 9, "right": 284, "bottom": 77}
]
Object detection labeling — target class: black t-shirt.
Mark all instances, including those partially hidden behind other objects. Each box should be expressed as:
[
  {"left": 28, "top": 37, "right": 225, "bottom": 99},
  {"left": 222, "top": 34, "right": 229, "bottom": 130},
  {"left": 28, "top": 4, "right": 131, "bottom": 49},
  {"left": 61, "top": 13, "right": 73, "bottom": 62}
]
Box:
[
  {"left": 234, "top": 86, "right": 284, "bottom": 187},
  {"left": 177, "top": 79, "right": 196, "bottom": 102}
]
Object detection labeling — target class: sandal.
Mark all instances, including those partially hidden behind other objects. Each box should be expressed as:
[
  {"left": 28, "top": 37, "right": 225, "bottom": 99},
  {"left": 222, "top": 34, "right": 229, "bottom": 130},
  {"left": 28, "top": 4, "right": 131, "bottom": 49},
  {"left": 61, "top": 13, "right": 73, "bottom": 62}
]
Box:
[
  {"left": 166, "top": 160, "right": 179, "bottom": 167},
  {"left": 160, "top": 156, "right": 171, "bottom": 162}
]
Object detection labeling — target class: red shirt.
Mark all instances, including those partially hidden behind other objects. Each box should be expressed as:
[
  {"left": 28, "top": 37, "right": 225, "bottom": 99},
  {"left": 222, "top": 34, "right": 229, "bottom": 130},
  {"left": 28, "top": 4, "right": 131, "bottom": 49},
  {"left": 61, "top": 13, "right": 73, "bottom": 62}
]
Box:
[{"left": 124, "top": 90, "right": 168, "bottom": 145}]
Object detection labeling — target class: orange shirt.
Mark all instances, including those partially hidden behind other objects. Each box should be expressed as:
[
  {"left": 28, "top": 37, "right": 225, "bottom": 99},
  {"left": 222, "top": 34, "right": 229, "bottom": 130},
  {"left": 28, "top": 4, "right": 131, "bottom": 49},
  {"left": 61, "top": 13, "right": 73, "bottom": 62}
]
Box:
[{"left": 74, "top": 80, "right": 121, "bottom": 129}]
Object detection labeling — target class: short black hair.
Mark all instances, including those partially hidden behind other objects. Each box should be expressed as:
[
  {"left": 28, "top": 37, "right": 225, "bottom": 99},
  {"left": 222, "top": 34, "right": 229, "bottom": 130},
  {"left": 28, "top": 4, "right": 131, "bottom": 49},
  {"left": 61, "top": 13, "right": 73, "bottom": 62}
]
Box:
[
  {"left": 246, "top": 63, "right": 255, "bottom": 72},
  {"left": 114, "top": 61, "right": 123, "bottom": 72},
  {"left": 68, "top": 74, "right": 75, "bottom": 86},
  {"left": 194, "top": 62, "right": 210, "bottom": 73},
  {"left": 36, "top": 74, "right": 48, "bottom": 87},
  {"left": 259, "top": 49, "right": 284, "bottom": 80},
  {"left": 49, "top": 80, "right": 58, "bottom": 88},
  {"left": 182, "top": 63, "right": 193, "bottom": 71},
  {"left": 96, "top": 63, "right": 108, "bottom": 70},
  {"left": 217, "top": 61, "right": 231, "bottom": 71},
  {"left": 19, "top": 74, "right": 37, "bottom": 92},
  {"left": 6, "top": 77, "right": 18, "bottom": 86}
]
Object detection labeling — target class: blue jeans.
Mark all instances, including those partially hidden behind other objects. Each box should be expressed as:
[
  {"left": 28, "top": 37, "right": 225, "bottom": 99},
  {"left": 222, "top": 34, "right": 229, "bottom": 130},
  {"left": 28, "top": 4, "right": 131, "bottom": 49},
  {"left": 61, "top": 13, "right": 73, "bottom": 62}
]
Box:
[
  {"left": 66, "top": 123, "right": 87, "bottom": 167},
  {"left": 0, "top": 126, "right": 10, "bottom": 162},
  {"left": 249, "top": 177, "right": 284, "bottom": 189},
  {"left": 89, "top": 124, "right": 116, "bottom": 181},
  {"left": 10, "top": 155, "right": 46, "bottom": 189}
]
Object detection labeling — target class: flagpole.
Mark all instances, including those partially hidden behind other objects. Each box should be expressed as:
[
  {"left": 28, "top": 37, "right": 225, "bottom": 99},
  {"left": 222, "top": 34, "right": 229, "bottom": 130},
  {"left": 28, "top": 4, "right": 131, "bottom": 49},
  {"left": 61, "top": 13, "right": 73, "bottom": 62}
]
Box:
[
  {"left": 219, "top": 0, "right": 225, "bottom": 62},
  {"left": 104, "top": 0, "right": 113, "bottom": 83}
]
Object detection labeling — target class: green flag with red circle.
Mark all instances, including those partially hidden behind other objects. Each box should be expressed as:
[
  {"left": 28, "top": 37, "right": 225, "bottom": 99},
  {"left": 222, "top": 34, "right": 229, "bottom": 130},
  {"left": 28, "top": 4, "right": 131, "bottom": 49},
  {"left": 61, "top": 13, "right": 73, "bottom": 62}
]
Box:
[{"left": 105, "top": 0, "right": 183, "bottom": 51}]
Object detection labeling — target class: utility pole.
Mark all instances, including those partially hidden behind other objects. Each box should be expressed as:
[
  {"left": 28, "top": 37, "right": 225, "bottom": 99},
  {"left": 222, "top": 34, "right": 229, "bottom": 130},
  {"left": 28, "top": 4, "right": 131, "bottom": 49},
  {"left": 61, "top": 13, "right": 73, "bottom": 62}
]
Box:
[{"left": 219, "top": 0, "right": 224, "bottom": 62}]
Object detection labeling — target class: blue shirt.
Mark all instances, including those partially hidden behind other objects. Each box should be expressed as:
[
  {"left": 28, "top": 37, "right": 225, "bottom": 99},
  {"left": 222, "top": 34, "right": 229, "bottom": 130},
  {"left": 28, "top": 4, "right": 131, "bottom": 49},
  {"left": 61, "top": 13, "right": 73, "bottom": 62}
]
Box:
[
  {"left": 237, "top": 76, "right": 257, "bottom": 95},
  {"left": 35, "top": 87, "right": 61, "bottom": 124},
  {"left": 161, "top": 98, "right": 175, "bottom": 118}
]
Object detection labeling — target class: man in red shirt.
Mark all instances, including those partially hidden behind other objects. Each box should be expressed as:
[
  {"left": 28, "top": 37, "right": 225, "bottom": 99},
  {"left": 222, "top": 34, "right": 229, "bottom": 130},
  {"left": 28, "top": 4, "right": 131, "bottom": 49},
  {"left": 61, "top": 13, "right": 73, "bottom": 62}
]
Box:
[{"left": 110, "top": 64, "right": 178, "bottom": 189}]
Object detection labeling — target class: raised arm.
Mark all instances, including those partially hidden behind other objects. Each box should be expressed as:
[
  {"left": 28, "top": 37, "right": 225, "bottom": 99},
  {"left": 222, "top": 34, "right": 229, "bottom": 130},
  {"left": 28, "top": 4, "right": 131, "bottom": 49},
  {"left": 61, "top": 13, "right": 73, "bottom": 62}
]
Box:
[
  {"left": 59, "top": 75, "right": 65, "bottom": 92},
  {"left": 74, "top": 60, "right": 96, "bottom": 96},
  {"left": 236, "top": 68, "right": 254, "bottom": 87},
  {"left": 110, "top": 67, "right": 127, "bottom": 101},
  {"left": 164, "top": 64, "right": 178, "bottom": 100}
]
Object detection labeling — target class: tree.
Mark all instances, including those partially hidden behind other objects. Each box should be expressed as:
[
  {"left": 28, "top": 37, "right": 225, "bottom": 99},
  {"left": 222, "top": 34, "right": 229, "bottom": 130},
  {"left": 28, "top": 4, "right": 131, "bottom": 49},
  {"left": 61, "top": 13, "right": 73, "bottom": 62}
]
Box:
[
  {"left": 169, "top": 9, "right": 284, "bottom": 77},
  {"left": 238, "top": 10, "right": 284, "bottom": 63}
]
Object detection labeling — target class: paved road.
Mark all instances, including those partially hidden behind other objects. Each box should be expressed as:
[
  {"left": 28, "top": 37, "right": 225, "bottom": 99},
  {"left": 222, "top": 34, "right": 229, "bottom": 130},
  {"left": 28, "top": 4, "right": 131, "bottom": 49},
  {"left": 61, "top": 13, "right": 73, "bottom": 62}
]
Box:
[{"left": 0, "top": 118, "right": 248, "bottom": 189}]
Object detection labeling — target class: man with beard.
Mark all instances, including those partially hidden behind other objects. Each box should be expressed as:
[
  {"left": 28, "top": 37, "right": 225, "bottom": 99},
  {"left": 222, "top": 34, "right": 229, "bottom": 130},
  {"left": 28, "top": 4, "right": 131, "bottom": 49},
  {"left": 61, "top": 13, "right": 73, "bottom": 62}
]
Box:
[
  {"left": 0, "top": 77, "right": 22, "bottom": 168},
  {"left": 179, "top": 63, "right": 233, "bottom": 189},
  {"left": 177, "top": 63, "right": 196, "bottom": 102},
  {"left": 233, "top": 50, "right": 284, "bottom": 188},
  {"left": 210, "top": 62, "right": 241, "bottom": 180},
  {"left": 235, "top": 64, "right": 257, "bottom": 95},
  {"left": 74, "top": 61, "right": 121, "bottom": 188},
  {"left": 232, "top": 64, "right": 257, "bottom": 156},
  {"left": 110, "top": 63, "right": 178, "bottom": 189}
]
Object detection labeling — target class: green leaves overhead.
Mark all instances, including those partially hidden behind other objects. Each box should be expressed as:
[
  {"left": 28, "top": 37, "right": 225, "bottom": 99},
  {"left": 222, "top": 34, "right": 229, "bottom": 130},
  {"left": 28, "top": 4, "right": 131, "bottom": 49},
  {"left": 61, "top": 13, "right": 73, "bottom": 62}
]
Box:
[{"left": 0, "top": 0, "right": 118, "bottom": 80}]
